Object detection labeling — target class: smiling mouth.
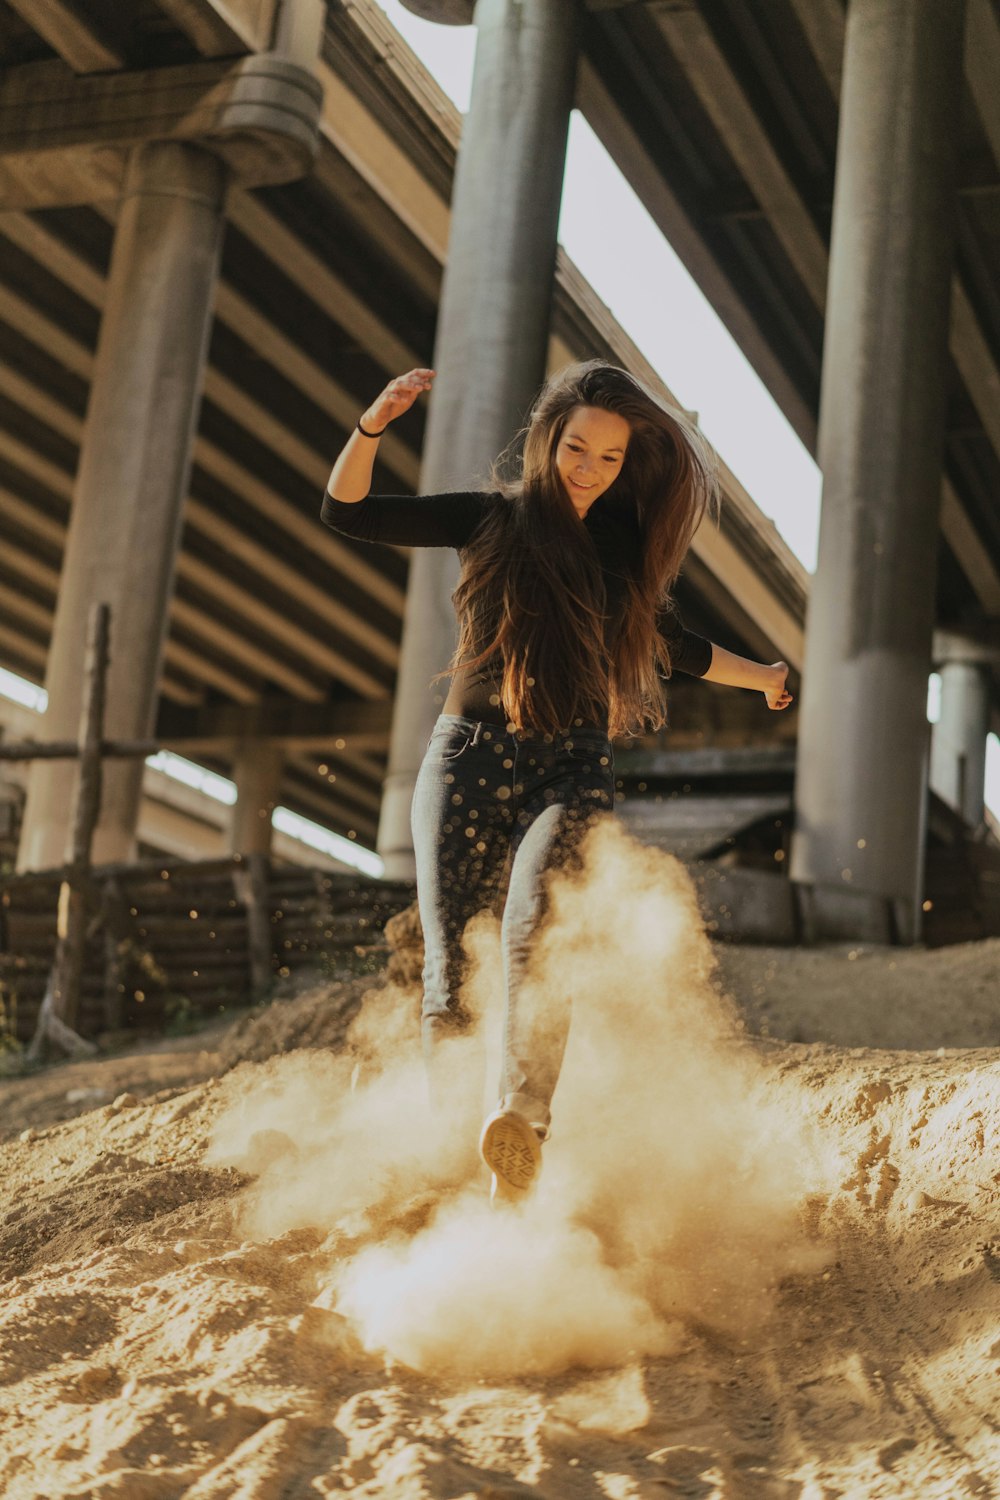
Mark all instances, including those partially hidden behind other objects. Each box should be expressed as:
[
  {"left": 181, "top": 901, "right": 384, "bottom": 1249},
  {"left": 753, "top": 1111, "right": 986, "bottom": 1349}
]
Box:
[{"left": 569, "top": 479, "right": 594, "bottom": 489}]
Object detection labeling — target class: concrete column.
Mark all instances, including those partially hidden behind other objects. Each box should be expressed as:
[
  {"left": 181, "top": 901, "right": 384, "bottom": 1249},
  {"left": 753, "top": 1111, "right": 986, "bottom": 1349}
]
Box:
[
  {"left": 930, "top": 654, "right": 992, "bottom": 828},
  {"left": 230, "top": 741, "right": 285, "bottom": 855},
  {"left": 789, "top": 0, "right": 966, "bottom": 943},
  {"left": 377, "top": 0, "right": 580, "bottom": 878},
  {"left": 18, "top": 141, "right": 228, "bottom": 871}
]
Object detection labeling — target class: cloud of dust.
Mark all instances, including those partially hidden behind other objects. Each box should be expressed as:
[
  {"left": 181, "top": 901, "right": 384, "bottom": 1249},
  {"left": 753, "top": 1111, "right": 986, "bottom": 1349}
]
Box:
[{"left": 209, "top": 818, "right": 825, "bottom": 1379}]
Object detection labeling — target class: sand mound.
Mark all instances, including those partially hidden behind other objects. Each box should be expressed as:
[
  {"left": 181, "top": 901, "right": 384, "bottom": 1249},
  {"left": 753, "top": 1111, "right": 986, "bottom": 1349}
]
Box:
[
  {"left": 0, "top": 829, "right": 997, "bottom": 1499},
  {"left": 217, "top": 975, "right": 375, "bottom": 1071},
  {"left": 2, "top": 1037, "right": 997, "bottom": 1498},
  {"left": 714, "top": 936, "right": 1000, "bottom": 1049}
]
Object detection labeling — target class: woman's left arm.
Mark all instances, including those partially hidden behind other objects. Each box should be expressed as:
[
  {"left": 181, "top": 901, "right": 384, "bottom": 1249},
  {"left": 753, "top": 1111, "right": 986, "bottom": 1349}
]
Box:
[{"left": 700, "top": 644, "right": 794, "bottom": 711}]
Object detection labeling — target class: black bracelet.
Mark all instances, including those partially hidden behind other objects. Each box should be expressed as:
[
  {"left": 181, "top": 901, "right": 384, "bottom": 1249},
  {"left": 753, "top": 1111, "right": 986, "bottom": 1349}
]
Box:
[{"left": 357, "top": 418, "right": 387, "bottom": 439}]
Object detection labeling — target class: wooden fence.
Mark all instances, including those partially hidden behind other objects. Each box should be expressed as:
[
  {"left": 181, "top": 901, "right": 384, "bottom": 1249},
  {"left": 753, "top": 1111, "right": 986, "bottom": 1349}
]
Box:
[{"left": 0, "top": 857, "right": 415, "bottom": 1046}]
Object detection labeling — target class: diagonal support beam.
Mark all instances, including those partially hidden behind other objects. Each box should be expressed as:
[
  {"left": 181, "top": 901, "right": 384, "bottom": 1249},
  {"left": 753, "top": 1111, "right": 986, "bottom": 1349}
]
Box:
[
  {"left": 4, "top": 0, "right": 124, "bottom": 74},
  {"left": 964, "top": 0, "right": 1000, "bottom": 169},
  {"left": 576, "top": 57, "right": 820, "bottom": 452},
  {"left": 154, "top": 0, "right": 279, "bottom": 56},
  {"left": 156, "top": 695, "right": 393, "bottom": 753}
]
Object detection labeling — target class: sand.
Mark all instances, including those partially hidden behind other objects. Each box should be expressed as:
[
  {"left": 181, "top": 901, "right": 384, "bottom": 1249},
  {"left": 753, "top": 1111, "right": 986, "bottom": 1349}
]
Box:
[{"left": 1, "top": 858, "right": 999, "bottom": 1498}]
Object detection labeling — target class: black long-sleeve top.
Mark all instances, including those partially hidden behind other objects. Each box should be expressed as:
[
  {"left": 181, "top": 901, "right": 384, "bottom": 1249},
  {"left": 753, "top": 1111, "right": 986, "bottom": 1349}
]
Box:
[{"left": 321, "top": 487, "right": 713, "bottom": 729}]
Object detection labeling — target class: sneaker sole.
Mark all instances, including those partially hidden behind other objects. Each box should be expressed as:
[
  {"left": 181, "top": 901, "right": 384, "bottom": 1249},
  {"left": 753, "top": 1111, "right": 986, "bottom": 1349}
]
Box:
[{"left": 479, "top": 1111, "right": 542, "bottom": 1195}]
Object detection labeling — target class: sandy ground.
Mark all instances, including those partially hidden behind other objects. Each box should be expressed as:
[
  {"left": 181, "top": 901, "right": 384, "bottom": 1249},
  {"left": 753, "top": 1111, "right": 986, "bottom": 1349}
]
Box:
[{"left": 1, "top": 834, "right": 999, "bottom": 1500}]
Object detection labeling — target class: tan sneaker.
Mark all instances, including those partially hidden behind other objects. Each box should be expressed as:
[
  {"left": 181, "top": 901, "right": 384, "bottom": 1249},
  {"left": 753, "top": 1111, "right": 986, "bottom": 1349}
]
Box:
[{"left": 479, "top": 1108, "right": 543, "bottom": 1203}]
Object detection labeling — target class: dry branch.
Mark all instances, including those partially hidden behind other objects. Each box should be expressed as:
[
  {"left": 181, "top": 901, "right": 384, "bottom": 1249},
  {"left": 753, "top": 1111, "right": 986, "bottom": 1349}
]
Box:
[{"left": 28, "top": 603, "right": 109, "bottom": 1060}]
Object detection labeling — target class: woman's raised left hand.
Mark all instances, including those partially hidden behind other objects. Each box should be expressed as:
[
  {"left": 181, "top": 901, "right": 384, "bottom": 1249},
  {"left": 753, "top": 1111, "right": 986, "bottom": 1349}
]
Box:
[{"left": 764, "top": 661, "right": 794, "bottom": 711}]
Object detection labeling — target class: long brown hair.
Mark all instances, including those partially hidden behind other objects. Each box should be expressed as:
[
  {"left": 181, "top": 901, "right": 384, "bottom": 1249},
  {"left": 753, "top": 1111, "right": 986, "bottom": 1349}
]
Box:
[{"left": 438, "top": 360, "right": 719, "bottom": 737}]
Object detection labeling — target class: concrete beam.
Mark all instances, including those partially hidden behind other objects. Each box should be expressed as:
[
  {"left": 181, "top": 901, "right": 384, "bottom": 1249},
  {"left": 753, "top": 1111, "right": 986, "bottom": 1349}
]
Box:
[
  {"left": 965, "top": 0, "right": 1000, "bottom": 169},
  {"left": 0, "top": 350, "right": 396, "bottom": 700},
  {"left": 159, "top": 639, "right": 257, "bottom": 704},
  {"left": 5, "top": 0, "right": 125, "bottom": 73},
  {"left": 169, "top": 560, "right": 335, "bottom": 702},
  {"left": 154, "top": 0, "right": 280, "bottom": 56},
  {"left": 191, "top": 433, "right": 407, "bottom": 616},
  {"left": 655, "top": 7, "right": 830, "bottom": 312},
  {"left": 212, "top": 279, "right": 419, "bottom": 489},
  {"left": 951, "top": 280, "right": 1000, "bottom": 462},
  {"left": 0, "top": 192, "right": 421, "bottom": 506},
  {"left": 314, "top": 57, "right": 451, "bottom": 269},
  {"left": 395, "top": 0, "right": 652, "bottom": 18},
  {"left": 933, "top": 627, "right": 1000, "bottom": 666},
  {"left": 0, "top": 216, "right": 407, "bottom": 629},
  {"left": 277, "top": 768, "right": 379, "bottom": 840},
  {"left": 287, "top": 751, "right": 382, "bottom": 815},
  {"left": 940, "top": 479, "right": 1000, "bottom": 615},
  {"left": 0, "top": 492, "right": 254, "bottom": 708},
  {"left": 155, "top": 694, "right": 393, "bottom": 753},
  {"left": 781, "top": 0, "right": 844, "bottom": 95},
  {"left": 0, "top": 416, "right": 355, "bottom": 706},
  {"left": 184, "top": 497, "right": 400, "bottom": 674},
  {"left": 0, "top": 580, "right": 50, "bottom": 642},
  {"left": 0, "top": 232, "right": 407, "bottom": 627},
  {"left": 136, "top": 782, "right": 227, "bottom": 860},
  {"left": 0, "top": 53, "right": 322, "bottom": 209},
  {"left": 0, "top": 495, "right": 325, "bottom": 705},
  {"left": 0, "top": 625, "right": 47, "bottom": 682},
  {"left": 681, "top": 553, "right": 800, "bottom": 681},
  {"left": 0, "top": 497, "right": 229, "bottom": 706},
  {"left": 616, "top": 744, "right": 797, "bottom": 782},
  {"left": 574, "top": 57, "right": 819, "bottom": 453},
  {"left": 688, "top": 482, "right": 806, "bottom": 673},
  {"left": 230, "top": 191, "right": 425, "bottom": 392},
  {"left": 137, "top": 780, "right": 368, "bottom": 869}
]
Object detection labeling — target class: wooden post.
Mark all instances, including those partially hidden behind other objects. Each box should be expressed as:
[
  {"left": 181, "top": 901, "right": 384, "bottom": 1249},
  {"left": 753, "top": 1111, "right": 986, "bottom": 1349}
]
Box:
[
  {"left": 233, "top": 852, "right": 274, "bottom": 997},
  {"left": 100, "top": 875, "right": 130, "bottom": 1033},
  {"left": 28, "top": 603, "right": 110, "bottom": 1059}
]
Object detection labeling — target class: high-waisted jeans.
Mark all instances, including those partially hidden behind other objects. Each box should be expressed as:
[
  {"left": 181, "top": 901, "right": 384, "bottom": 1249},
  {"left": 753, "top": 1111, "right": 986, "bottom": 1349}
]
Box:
[{"left": 410, "top": 713, "right": 615, "bottom": 1131}]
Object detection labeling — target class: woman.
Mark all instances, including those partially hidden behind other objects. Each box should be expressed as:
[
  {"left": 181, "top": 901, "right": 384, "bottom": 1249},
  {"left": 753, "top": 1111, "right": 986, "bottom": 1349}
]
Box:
[{"left": 323, "top": 361, "right": 793, "bottom": 1201}]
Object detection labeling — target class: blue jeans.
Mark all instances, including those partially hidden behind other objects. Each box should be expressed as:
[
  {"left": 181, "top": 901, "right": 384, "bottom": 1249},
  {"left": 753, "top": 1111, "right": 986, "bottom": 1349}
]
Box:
[{"left": 410, "top": 713, "right": 615, "bottom": 1131}]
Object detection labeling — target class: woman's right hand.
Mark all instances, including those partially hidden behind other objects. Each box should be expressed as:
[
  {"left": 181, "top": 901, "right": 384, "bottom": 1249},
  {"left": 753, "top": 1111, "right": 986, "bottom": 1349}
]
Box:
[{"left": 362, "top": 369, "right": 435, "bottom": 431}]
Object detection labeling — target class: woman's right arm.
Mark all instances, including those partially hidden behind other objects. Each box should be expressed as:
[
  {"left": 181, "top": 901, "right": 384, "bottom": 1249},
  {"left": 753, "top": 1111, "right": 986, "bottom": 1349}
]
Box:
[
  {"left": 327, "top": 368, "right": 435, "bottom": 502},
  {"left": 322, "top": 367, "right": 494, "bottom": 549}
]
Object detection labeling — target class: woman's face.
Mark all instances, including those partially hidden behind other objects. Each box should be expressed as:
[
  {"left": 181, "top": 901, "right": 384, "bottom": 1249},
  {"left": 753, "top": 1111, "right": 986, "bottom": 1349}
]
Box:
[{"left": 555, "top": 404, "right": 631, "bottom": 516}]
